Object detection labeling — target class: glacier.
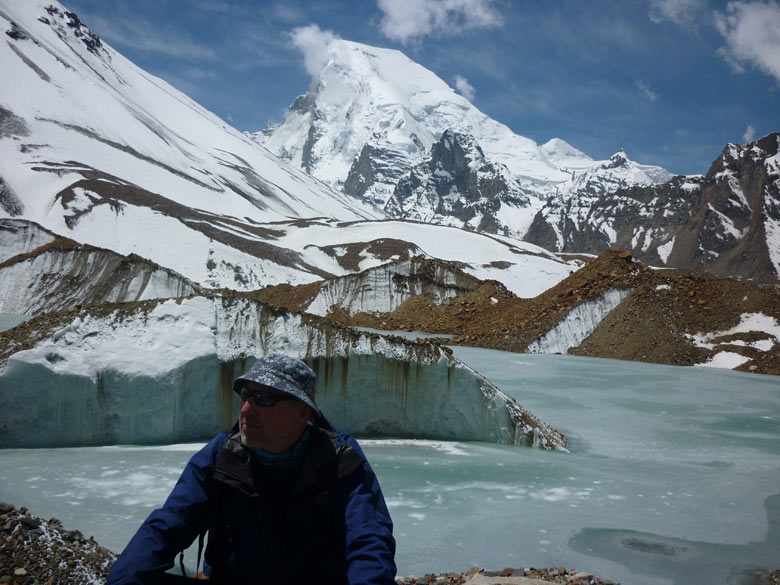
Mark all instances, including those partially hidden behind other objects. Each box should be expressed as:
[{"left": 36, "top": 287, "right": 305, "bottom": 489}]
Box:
[
  {"left": 0, "top": 233, "right": 199, "bottom": 314},
  {"left": 526, "top": 289, "right": 633, "bottom": 354},
  {"left": 304, "top": 257, "right": 483, "bottom": 317},
  {"left": 0, "top": 219, "right": 56, "bottom": 263},
  {"left": 0, "top": 296, "right": 565, "bottom": 450}
]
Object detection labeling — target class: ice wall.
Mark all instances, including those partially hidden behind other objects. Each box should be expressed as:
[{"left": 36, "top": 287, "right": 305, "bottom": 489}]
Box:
[
  {"left": 0, "top": 247, "right": 198, "bottom": 315},
  {"left": 0, "top": 219, "right": 55, "bottom": 263},
  {"left": 526, "top": 288, "right": 632, "bottom": 354},
  {"left": 305, "top": 257, "right": 480, "bottom": 316},
  {"left": 0, "top": 296, "right": 565, "bottom": 449}
]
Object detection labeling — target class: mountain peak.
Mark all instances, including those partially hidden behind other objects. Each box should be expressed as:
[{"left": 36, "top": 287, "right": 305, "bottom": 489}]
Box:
[
  {"left": 37, "top": 3, "right": 104, "bottom": 56},
  {"left": 257, "top": 37, "right": 673, "bottom": 241},
  {"left": 540, "top": 138, "right": 590, "bottom": 160},
  {"left": 606, "top": 150, "right": 630, "bottom": 168},
  {"left": 257, "top": 38, "right": 577, "bottom": 193}
]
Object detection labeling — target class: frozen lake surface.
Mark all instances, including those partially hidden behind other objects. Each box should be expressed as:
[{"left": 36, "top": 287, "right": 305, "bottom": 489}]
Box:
[
  {"left": 0, "top": 349, "right": 778, "bottom": 585},
  {"left": 0, "top": 314, "right": 32, "bottom": 332}
]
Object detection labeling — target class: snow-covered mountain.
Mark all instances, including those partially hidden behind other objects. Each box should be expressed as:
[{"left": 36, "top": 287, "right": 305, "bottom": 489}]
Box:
[
  {"left": 256, "top": 37, "right": 779, "bottom": 282},
  {"left": 0, "top": 0, "right": 574, "bottom": 450},
  {"left": 0, "top": 1, "right": 578, "bottom": 294},
  {"left": 526, "top": 133, "right": 780, "bottom": 281},
  {"left": 0, "top": 1, "right": 380, "bottom": 290},
  {"left": 256, "top": 39, "right": 672, "bottom": 239}
]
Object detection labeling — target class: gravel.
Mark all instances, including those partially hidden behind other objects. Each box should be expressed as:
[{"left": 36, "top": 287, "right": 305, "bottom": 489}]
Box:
[{"left": 0, "top": 502, "right": 115, "bottom": 585}]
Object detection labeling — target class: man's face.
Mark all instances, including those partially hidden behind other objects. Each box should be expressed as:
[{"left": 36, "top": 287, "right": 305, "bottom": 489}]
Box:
[{"left": 238, "top": 381, "right": 312, "bottom": 453}]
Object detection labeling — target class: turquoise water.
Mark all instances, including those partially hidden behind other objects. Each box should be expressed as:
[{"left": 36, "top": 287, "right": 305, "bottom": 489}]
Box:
[
  {"left": 0, "top": 349, "right": 778, "bottom": 584},
  {"left": 0, "top": 314, "right": 32, "bottom": 332}
]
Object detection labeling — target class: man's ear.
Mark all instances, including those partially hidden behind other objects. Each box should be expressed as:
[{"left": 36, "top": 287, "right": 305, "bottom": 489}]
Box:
[{"left": 297, "top": 402, "right": 313, "bottom": 422}]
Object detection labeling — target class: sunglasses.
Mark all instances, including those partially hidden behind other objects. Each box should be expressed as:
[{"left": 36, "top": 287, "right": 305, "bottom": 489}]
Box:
[{"left": 239, "top": 387, "right": 298, "bottom": 407}]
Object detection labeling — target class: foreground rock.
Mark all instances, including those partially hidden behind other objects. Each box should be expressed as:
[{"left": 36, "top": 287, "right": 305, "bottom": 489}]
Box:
[
  {"left": 0, "top": 502, "right": 115, "bottom": 584},
  {"left": 396, "top": 567, "right": 616, "bottom": 585}
]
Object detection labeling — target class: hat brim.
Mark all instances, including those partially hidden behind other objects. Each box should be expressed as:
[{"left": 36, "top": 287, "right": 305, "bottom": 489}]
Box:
[{"left": 233, "top": 370, "right": 320, "bottom": 417}]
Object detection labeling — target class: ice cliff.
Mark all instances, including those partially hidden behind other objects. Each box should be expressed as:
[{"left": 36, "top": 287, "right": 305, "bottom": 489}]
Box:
[
  {"left": 0, "top": 295, "right": 566, "bottom": 450},
  {"left": 0, "top": 232, "right": 199, "bottom": 314},
  {"left": 526, "top": 289, "right": 632, "bottom": 354},
  {"left": 0, "top": 219, "right": 56, "bottom": 263},
  {"left": 304, "top": 257, "right": 483, "bottom": 317}
]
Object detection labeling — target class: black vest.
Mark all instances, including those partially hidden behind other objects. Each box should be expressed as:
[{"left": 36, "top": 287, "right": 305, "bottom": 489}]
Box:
[{"left": 204, "top": 425, "right": 365, "bottom": 585}]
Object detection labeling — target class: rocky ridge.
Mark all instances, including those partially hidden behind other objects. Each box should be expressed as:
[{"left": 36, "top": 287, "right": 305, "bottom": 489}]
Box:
[
  {"left": 250, "top": 255, "right": 486, "bottom": 318},
  {"left": 264, "top": 251, "right": 780, "bottom": 375},
  {"left": 526, "top": 133, "right": 780, "bottom": 283}
]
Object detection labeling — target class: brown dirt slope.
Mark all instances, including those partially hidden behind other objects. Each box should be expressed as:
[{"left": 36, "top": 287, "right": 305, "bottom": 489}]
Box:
[
  {"left": 276, "top": 251, "right": 780, "bottom": 376},
  {"left": 570, "top": 268, "right": 780, "bottom": 372}
]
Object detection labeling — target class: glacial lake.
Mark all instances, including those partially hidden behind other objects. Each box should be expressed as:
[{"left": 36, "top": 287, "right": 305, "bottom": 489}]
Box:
[
  {"left": 0, "top": 314, "right": 32, "bottom": 332},
  {"left": 0, "top": 348, "right": 778, "bottom": 585}
]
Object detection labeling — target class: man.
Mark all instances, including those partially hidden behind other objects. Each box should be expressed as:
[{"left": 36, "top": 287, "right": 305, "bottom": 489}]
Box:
[{"left": 107, "top": 354, "right": 397, "bottom": 585}]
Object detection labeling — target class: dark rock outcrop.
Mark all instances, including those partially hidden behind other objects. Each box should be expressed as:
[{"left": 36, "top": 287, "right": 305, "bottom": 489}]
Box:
[
  {"left": 526, "top": 133, "right": 780, "bottom": 282},
  {"left": 390, "top": 130, "right": 530, "bottom": 235}
]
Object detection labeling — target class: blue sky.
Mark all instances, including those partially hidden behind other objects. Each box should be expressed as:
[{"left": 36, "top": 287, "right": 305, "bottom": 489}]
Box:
[{"left": 63, "top": 0, "right": 779, "bottom": 175}]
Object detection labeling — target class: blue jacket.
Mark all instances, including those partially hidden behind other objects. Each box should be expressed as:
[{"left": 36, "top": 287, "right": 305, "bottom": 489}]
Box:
[{"left": 107, "top": 422, "right": 396, "bottom": 585}]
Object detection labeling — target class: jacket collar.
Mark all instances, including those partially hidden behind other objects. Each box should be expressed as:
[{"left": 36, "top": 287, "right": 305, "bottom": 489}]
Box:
[{"left": 213, "top": 422, "right": 364, "bottom": 498}]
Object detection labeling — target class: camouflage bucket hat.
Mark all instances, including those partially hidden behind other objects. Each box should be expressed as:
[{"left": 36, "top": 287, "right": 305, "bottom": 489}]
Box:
[{"left": 233, "top": 354, "right": 320, "bottom": 416}]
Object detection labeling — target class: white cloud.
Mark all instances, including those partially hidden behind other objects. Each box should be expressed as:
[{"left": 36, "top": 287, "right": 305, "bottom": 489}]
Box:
[
  {"left": 454, "top": 74, "right": 476, "bottom": 101},
  {"left": 88, "top": 14, "right": 217, "bottom": 61},
  {"left": 649, "top": 0, "right": 706, "bottom": 24},
  {"left": 744, "top": 124, "right": 757, "bottom": 142},
  {"left": 289, "top": 24, "right": 339, "bottom": 77},
  {"left": 636, "top": 80, "right": 659, "bottom": 102},
  {"left": 273, "top": 3, "right": 305, "bottom": 23},
  {"left": 377, "top": 0, "right": 503, "bottom": 44},
  {"left": 714, "top": 1, "right": 780, "bottom": 84}
]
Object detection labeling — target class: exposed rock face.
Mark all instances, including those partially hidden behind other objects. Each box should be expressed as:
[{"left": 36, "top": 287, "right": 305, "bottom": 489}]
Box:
[
  {"left": 0, "top": 177, "right": 24, "bottom": 217},
  {"left": 526, "top": 133, "right": 780, "bottom": 282},
  {"left": 0, "top": 105, "right": 31, "bottom": 138},
  {"left": 43, "top": 4, "right": 104, "bottom": 56},
  {"left": 343, "top": 143, "right": 413, "bottom": 205},
  {"left": 389, "top": 131, "right": 531, "bottom": 235}
]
